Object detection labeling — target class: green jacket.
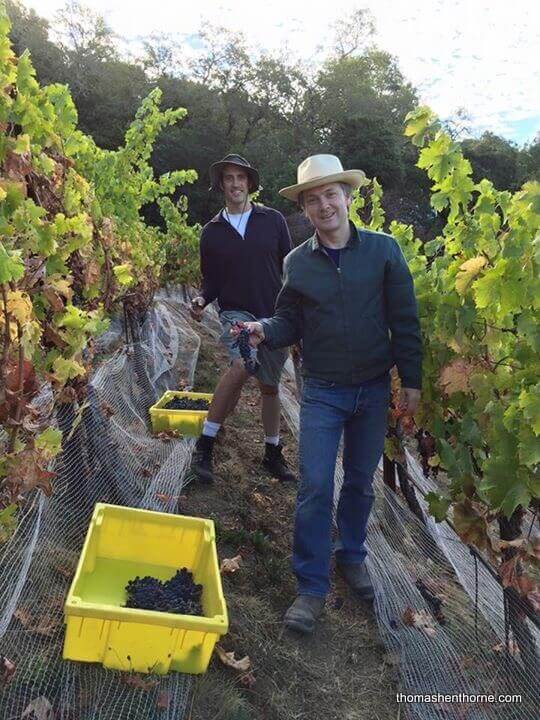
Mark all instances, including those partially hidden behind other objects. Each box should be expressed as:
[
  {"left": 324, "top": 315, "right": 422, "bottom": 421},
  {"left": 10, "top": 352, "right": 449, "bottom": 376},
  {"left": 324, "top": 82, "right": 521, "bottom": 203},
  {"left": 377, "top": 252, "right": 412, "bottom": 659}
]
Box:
[{"left": 261, "top": 224, "right": 422, "bottom": 389}]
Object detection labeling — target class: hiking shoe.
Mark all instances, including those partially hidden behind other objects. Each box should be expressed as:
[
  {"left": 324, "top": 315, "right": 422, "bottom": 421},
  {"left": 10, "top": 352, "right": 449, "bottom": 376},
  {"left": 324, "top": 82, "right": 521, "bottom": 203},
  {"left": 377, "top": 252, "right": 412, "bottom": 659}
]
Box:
[
  {"left": 284, "top": 595, "right": 325, "bottom": 634},
  {"left": 190, "top": 434, "right": 216, "bottom": 484},
  {"left": 262, "top": 443, "right": 296, "bottom": 482},
  {"left": 336, "top": 561, "right": 374, "bottom": 601}
]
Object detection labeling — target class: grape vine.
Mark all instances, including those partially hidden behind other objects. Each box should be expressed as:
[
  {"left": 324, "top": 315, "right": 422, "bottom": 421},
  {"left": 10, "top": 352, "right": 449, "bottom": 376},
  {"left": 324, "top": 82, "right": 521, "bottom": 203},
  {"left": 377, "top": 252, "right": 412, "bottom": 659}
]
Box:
[
  {"left": 351, "top": 106, "right": 539, "bottom": 612},
  {"left": 0, "top": 8, "right": 197, "bottom": 530}
]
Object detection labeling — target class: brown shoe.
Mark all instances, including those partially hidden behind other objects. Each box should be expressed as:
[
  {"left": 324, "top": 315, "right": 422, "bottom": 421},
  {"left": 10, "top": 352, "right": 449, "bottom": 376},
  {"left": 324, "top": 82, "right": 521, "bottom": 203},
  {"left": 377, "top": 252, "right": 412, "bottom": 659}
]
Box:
[
  {"left": 284, "top": 595, "right": 325, "bottom": 634},
  {"left": 336, "top": 561, "right": 374, "bottom": 601}
]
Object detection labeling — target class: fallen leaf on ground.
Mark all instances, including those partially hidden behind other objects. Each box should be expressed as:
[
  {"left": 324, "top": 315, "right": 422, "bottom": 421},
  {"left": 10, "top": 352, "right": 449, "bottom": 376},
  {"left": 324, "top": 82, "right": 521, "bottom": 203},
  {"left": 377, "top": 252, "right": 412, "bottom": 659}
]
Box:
[
  {"left": 220, "top": 555, "right": 242, "bottom": 574},
  {"left": 215, "top": 645, "right": 251, "bottom": 672},
  {"left": 492, "top": 640, "right": 520, "bottom": 657},
  {"left": 156, "top": 431, "right": 180, "bottom": 442},
  {"left": 156, "top": 691, "right": 169, "bottom": 709},
  {"left": 156, "top": 492, "right": 186, "bottom": 504},
  {"left": 401, "top": 607, "right": 437, "bottom": 636},
  {"left": 239, "top": 671, "right": 256, "bottom": 688},
  {"left": 31, "top": 616, "right": 60, "bottom": 637},
  {"left": 1, "top": 656, "right": 16, "bottom": 684},
  {"left": 100, "top": 402, "right": 115, "bottom": 417},
  {"left": 53, "top": 562, "right": 74, "bottom": 578},
  {"left": 121, "top": 674, "right": 160, "bottom": 690},
  {"left": 13, "top": 608, "right": 33, "bottom": 626},
  {"left": 21, "top": 695, "right": 53, "bottom": 719},
  {"left": 14, "top": 609, "right": 60, "bottom": 636},
  {"left": 46, "top": 594, "right": 66, "bottom": 610},
  {"left": 252, "top": 492, "right": 271, "bottom": 508}
]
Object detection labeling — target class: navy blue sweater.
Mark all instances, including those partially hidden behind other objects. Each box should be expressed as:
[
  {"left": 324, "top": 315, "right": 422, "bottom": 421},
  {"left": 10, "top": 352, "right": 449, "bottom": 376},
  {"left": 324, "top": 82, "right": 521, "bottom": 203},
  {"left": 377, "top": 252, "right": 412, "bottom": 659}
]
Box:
[{"left": 199, "top": 204, "right": 292, "bottom": 319}]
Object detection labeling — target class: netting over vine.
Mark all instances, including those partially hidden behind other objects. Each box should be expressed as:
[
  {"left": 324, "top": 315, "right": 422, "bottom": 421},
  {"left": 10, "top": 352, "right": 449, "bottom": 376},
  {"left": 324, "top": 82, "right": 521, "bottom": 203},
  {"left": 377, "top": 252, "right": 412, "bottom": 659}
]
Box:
[{"left": 1, "top": 290, "right": 537, "bottom": 719}]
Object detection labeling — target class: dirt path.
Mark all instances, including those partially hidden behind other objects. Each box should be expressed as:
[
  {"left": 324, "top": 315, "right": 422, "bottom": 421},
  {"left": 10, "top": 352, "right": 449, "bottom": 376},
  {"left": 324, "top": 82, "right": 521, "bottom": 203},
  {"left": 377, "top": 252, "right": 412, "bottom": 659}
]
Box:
[{"left": 184, "top": 321, "right": 399, "bottom": 720}]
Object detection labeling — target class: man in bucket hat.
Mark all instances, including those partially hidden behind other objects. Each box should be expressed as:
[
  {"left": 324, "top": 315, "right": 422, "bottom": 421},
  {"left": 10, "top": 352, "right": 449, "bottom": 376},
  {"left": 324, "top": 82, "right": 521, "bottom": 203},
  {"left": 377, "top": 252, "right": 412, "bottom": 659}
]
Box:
[
  {"left": 236, "top": 154, "right": 422, "bottom": 633},
  {"left": 189, "top": 154, "right": 296, "bottom": 484}
]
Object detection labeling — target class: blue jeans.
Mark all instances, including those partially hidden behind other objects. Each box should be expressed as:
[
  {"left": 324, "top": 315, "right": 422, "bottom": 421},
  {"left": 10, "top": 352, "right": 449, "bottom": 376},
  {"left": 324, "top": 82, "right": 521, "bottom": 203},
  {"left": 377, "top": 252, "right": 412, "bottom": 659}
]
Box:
[{"left": 293, "top": 374, "right": 390, "bottom": 597}]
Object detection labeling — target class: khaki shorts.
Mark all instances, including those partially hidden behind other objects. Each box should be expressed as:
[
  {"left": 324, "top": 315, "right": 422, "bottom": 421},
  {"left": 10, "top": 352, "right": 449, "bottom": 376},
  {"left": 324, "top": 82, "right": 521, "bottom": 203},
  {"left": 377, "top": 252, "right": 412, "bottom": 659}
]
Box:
[{"left": 219, "top": 310, "right": 289, "bottom": 388}]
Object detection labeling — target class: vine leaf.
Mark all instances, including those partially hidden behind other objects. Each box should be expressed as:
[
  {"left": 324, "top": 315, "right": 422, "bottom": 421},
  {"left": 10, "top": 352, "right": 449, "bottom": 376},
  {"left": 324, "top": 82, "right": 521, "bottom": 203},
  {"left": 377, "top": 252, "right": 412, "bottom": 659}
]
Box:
[
  {"left": 438, "top": 359, "right": 476, "bottom": 395},
  {"left": 455, "top": 256, "right": 487, "bottom": 295},
  {"left": 453, "top": 499, "right": 492, "bottom": 552},
  {"left": 5, "top": 449, "right": 56, "bottom": 497}
]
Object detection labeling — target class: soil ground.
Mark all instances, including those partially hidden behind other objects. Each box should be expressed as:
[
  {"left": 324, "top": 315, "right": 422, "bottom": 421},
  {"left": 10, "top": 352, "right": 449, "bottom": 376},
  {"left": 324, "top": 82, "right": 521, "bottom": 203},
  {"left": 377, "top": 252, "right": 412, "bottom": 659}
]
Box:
[{"left": 184, "top": 318, "right": 399, "bottom": 720}]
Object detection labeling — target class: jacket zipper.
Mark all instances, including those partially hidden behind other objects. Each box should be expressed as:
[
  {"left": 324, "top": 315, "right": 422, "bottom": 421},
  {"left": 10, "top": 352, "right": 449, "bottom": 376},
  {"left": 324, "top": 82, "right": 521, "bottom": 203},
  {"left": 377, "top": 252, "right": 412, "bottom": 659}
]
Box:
[{"left": 320, "top": 249, "right": 354, "bottom": 383}]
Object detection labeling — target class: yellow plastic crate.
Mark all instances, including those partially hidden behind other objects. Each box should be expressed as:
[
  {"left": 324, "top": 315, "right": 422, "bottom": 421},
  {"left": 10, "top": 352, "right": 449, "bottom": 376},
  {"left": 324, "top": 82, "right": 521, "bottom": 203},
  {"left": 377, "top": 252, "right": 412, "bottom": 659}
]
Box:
[
  {"left": 149, "top": 390, "right": 213, "bottom": 435},
  {"left": 63, "top": 503, "right": 228, "bottom": 675}
]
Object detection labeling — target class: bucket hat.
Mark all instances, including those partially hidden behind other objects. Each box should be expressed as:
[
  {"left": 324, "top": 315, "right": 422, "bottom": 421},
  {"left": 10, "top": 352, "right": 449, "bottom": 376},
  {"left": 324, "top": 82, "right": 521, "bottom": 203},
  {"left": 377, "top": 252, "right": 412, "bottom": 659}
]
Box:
[{"left": 209, "top": 154, "right": 260, "bottom": 193}]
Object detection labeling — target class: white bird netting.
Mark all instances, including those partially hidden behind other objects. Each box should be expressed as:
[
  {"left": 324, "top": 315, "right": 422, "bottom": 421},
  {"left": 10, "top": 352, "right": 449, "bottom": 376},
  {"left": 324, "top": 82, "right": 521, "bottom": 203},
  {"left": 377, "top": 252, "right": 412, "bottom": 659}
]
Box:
[{"left": 0, "top": 288, "right": 537, "bottom": 719}]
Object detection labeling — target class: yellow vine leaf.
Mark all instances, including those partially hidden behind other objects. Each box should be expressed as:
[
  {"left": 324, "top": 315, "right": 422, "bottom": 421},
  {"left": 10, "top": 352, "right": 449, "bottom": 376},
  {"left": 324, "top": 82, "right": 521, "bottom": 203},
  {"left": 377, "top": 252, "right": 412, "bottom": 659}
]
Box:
[
  {"left": 6, "top": 290, "right": 33, "bottom": 325},
  {"left": 52, "top": 357, "right": 86, "bottom": 384},
  {"left": 21, "top": 320, "right": 42, "bottom": 358},
  {"left": 455, "top": 256, "right": 487, "bottom": 295},
  {"left": 47, "top": 275, "right": 73, "bottom": 301}
]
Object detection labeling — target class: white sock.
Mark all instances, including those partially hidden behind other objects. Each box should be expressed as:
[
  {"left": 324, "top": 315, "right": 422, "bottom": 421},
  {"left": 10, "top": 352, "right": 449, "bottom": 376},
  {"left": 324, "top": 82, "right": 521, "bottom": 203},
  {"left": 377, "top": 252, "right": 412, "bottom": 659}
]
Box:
[
  {"left": 265, "top": 435, "right": 280, "bottom": 446},
  {"left": 202, "top": 420, "right": 221, "bottom": 438}
]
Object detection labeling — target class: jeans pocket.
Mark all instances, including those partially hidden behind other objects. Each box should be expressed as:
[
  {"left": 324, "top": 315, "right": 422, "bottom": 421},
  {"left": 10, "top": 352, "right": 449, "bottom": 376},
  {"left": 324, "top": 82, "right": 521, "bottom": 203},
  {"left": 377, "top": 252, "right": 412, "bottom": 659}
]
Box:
[
  {"left": 302, "top": 376, "right": 336, "bottom": 404},
  {"left": 364, "top": 375, "right": 391, "bottom": 409},
  {"left": 304, "top": 377, "right": 336, "bottom": 389}
]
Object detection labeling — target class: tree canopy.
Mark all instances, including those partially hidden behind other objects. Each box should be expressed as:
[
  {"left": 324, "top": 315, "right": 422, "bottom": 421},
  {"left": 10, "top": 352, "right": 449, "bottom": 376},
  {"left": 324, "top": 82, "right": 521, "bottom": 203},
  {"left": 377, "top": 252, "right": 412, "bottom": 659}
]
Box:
[{"left": 6, "top": 0, "right": 538, "bottom": 234}]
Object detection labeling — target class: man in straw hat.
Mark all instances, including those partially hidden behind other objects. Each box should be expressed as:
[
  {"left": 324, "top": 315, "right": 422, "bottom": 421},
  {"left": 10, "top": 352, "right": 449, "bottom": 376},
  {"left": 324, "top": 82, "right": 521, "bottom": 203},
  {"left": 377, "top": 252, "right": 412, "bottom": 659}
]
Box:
[
  {"left": 235, "top": 154, "right": 422, "bottom": 633},
  {"left": 189, "top": 153, "right": 296, "bottom": 484}
]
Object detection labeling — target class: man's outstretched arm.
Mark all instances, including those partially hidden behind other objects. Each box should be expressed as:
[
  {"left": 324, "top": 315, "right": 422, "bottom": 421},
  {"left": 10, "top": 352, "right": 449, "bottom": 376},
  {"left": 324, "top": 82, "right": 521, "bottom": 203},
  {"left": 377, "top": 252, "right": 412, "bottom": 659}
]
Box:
[{"left": 233, "top": 257, "right": 303, "bottom": 348}]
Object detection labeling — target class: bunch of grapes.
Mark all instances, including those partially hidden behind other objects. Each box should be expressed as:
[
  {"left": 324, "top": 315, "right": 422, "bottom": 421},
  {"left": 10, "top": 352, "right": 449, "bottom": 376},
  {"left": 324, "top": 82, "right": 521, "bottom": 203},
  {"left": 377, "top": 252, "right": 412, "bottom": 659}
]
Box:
[
  {"left": 415, "top": 429, "right": 438, "bottom": 478},
  {"left": 232, "top": 323, "right": 259, "bottom": 375},
  {"left": 125, "top": 567, "right": 203, "bottom": 616},
  {"left": 164, "top": 397, "right": 211, "bottom": 411}
]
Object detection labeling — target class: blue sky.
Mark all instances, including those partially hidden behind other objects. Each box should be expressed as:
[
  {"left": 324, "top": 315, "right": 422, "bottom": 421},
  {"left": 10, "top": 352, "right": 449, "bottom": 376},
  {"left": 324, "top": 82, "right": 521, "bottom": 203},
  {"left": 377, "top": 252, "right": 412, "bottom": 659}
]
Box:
[
  {"left": 25, "top": 0, "right": 540, "bottom": 147},
  {"left": 504, "top": 118, "right": 540, "bottom": 146}
]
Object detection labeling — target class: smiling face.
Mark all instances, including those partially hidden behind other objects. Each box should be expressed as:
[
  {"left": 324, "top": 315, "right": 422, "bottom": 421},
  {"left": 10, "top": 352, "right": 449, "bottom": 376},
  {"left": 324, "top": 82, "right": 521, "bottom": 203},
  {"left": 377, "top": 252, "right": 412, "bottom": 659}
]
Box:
[
  {"left": 301, "top": 182, "right": 351, "bottom": 235},
  {"left": 221, "top": 164, "right": 250, "bottom": 211}
]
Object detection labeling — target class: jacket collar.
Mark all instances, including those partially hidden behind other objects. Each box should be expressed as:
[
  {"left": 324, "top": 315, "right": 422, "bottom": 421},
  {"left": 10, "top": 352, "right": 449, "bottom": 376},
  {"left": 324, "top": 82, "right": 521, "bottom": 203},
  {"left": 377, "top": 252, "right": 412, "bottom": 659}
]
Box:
[
  {"left": 209, "top": 202, "right": 266, "bottom": 224},
  {"left": 309, "top": 221, "right": 360, "bottom": 252}
]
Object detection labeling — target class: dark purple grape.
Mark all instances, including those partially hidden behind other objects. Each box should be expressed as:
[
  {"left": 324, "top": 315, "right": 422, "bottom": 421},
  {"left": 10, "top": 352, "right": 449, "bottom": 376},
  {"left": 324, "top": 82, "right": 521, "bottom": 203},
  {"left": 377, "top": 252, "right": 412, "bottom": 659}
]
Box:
[
  {"left": 124, "top": 567, "right": 203, "bottom": 616},
  {"left": 164, "top": 397, "right": 210, "bottom": 411},
  {"left": 232, "top": 325, "right": 259, "bottom": 375}
]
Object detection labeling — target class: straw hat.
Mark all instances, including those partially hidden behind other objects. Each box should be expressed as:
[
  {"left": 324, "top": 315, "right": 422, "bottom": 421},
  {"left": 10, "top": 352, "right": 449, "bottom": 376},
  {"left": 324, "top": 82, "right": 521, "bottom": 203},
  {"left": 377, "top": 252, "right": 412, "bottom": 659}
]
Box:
[{"left": 279, "top": 154, "right": 367, "bottom": 202}]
